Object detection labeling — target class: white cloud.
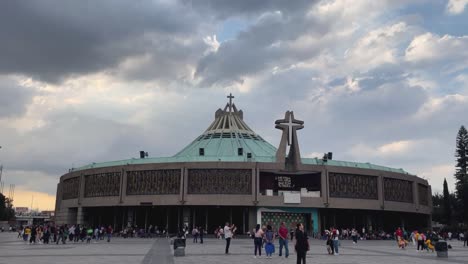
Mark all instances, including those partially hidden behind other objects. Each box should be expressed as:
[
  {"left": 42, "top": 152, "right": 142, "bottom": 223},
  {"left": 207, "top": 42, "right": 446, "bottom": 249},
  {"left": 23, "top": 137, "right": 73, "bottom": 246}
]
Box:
[
  {"left": 203, "top": 35, "right": 220, "bottom": 54},
  {"left": 345, "top": 22, "right": 409, "bottom": 71},
  {"left": 405, "top": 33, "right": 468, "bottom": 68},
  {"left": 417, "top": 164, "right": 455, "bottom": 194},
  {"left": 349, "top": 140, "right": 416, "bottom": 158},
  {"left": 446, "top": 0, "right": 468, "bottom": 15},
  {"left": 2, "top": 0, "right": 468, "bottom": 210}
]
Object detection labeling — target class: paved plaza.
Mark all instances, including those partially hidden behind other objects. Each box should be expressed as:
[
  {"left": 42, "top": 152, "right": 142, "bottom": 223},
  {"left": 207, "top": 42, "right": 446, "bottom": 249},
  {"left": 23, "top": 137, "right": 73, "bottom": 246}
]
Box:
[{"left": 0, "top": 232, "right": 467, "bottom": 264}]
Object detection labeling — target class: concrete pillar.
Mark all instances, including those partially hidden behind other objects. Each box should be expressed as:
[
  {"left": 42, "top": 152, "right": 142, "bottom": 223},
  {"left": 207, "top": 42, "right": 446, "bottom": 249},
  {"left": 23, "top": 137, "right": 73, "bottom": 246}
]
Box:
[
  {"left": 78, "top": 173, "right": 85, "bottom": 205},
  {"left": 378, "top": 175, "right": 384, "bottom": 209},
  {"left": 205, "top": 208, "right": 208, "bottom": 231},
  {"left": 412, "top": 182, "right": 419, "bottom": 209},
  {"left": 248, "top": 207, "right": 257, "bottom": 230},
  {"left": 320, "top": 168, "right": 327, "bottom": 204},
  {"left": 183, "top": 207, "right": 190, "bottom": 228},
  {"left": 120, "top": 169, "right": 126, "bottom": 204},
  {"left": 77, "top": 207, "right": 85, "bottom": 225}
]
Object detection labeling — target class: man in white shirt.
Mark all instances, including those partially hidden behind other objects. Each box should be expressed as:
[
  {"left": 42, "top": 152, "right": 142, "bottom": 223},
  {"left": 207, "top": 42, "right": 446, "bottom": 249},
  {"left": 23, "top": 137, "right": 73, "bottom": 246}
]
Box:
[{"left": 224, "top": 222, "right": 235, "bottom": 254}]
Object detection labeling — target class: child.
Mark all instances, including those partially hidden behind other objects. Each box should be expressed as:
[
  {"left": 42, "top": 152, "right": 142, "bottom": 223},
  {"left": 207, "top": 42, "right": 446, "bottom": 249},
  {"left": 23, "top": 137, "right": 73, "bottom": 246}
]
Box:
[
  {"left": 398, "top": 237, "right": 408, "bottom": 249},
  {"left": 425, "top": 239, "right": 434, "bottom": 252}
]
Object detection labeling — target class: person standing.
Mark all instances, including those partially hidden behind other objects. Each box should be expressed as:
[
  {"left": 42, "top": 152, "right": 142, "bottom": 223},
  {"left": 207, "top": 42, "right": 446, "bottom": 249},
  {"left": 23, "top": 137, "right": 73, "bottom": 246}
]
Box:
[
  {"left": 192, "top": 227, "right": 199, "bottom": 243},
  {"left": 224, "top": 222, "right": 235, "bottom": 254},
  {"left": 295, "top": 223, "right": 309, "bottom": 264},
  {"left": 351, "top": 228, "right": 358, "bottom": 244},
  {"left": 252, "top": 224, "right": 264, "bottom": 258},
  {"left": 264, "top": 225, "right": 275, "bottom": 258},
  {"left": 332, "top": 227, "right": 340, "bottom": 255},
  {"left": 199, "top": 226, "right": 204, "bottom": 244},
  {"left": 464, "top": 230, "right": 468, "bottom": 247},
  {"left": 107, "top": 225, "right": 113, "bottom": 242},
  {"left": 278, "top": 222, "right": 289, "bottom": 258}
]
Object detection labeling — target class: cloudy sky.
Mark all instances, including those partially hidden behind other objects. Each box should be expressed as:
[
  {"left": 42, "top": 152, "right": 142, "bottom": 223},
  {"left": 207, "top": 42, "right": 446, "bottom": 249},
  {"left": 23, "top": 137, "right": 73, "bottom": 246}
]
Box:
[{"left": 0, "top": 0, "right": 467, "bottom": 210}]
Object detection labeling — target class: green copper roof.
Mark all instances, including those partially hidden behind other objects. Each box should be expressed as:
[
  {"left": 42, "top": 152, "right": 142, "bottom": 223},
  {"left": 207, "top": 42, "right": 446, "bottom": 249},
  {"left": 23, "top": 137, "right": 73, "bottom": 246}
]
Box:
[
  {"left": 173, "top": 99, "right": 277, "bottom": 159},
  {"left": 73, "top": 156, "right": 410, "bottom": 175},
  {"left": 301, "top": 158, "right": 410, "bottom": 174}
]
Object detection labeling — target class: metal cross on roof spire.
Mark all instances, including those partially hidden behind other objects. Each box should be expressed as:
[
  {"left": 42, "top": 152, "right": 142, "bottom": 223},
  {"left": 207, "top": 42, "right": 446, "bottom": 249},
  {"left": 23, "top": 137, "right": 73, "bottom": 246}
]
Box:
[{"left": 227, "top": 93, "right": 235, "bottom": 112}]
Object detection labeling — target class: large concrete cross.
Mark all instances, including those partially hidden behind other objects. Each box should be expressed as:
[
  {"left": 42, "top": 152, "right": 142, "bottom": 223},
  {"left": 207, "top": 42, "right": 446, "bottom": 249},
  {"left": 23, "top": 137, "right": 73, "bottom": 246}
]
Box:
[
  {"left": 275, "top": 111, "right": 304, "bottom": 145},
  {"left": 227, "top": 93, "right": 234, "bottom": 112}
]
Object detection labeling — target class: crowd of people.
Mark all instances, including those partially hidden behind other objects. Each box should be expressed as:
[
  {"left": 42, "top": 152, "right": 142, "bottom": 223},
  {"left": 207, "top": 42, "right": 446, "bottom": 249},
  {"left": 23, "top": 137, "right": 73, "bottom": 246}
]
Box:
[
  {"left": 16, "top": 224, "right": 114, "bottom": 244},
  {"left": 394, "top": 227, "right": 468, "bottom": 251}
]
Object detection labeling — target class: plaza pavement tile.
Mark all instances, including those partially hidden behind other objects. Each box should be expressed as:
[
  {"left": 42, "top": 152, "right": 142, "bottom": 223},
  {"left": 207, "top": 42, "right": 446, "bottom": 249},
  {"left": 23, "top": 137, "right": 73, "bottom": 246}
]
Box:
[{"left": 1, "top": 232, "right": 468, "bottom": 264}]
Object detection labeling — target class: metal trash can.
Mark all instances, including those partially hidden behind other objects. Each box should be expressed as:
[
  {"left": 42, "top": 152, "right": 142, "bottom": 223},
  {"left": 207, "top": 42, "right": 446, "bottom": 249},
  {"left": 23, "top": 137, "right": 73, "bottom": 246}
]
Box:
[
  {"left": 435, "top": 241, "right": 448, "bottom": 258},
  {"left": 173, "top": 238, "right": 186, "bottom": 250},
  {"left": 173, "top": 238, "right": 186, "bottom": 257}
]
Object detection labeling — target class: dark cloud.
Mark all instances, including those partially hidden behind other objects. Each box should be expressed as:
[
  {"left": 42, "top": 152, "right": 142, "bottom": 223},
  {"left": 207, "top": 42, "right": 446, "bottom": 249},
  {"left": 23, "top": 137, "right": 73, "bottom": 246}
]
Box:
[
  {"left": 192, "top": 0, "right": 315, "bottom": 19},
  {"left": 0, "top": 77, "right": 35, "bottom": 118},
  {"left": 0, "top": 0, "right": 202, "bottom": 82}
]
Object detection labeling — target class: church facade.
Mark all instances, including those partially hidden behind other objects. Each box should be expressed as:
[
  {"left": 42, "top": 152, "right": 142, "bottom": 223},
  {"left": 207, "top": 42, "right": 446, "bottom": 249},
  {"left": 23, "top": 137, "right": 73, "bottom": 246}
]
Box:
[{"left": 55, "top": 95, "right": 432, "bottom": 235}]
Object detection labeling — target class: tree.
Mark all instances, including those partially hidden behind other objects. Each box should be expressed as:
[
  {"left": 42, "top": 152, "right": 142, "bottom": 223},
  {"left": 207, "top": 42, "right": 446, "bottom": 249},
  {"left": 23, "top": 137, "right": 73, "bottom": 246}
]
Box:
[
  {"left": 0, "top": 193, "right": 14, "bottom": 221},
  {"left": 454, "top": 126, "right": 468, "bottom": 223},
  {"left": 432, "top": 193, "right": 444, "bottom": 223},
  {"left": 443, "top": 178, "right": 451, "bottom": 225}
]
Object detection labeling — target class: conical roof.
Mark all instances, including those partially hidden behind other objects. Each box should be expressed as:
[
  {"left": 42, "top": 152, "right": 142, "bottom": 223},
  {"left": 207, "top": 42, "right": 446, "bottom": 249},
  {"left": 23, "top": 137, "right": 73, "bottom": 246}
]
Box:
[{"left": 173, "top": 95, "right": 277, "bottom": 161}]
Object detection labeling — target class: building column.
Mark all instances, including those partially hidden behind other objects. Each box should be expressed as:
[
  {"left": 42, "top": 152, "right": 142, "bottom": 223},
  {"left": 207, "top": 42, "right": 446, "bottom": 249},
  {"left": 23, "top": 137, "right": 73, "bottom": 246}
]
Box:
[
  {"left": 413, "top": 182, "right": 419, "bottom": 210},
  {"left": 77, "top": 207, "right": 85, "bottom": 225},
  {"left": 78, "top": 173, "right": 85, "bottom": 205},
  {"left": 378, "top": 175, "right": 384, "bottom": 209},
  {"left": 321, "top": 168, "right": 327, "bottom": 205},
  {"left": 205, "top": 208, "right": 208, "bottom": 231}
]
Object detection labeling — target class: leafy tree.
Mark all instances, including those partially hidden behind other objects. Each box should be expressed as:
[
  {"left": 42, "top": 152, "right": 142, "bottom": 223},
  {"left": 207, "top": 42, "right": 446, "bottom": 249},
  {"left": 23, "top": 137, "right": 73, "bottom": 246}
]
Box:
[
  {"left": 0, "top": 193, "right": 14, "bottom": 221},
  {"left": 454, "top": 126, "right": 468, "bottom": 223},
  {"left": 432, "top": 193, "right": 443, "bottom": 223},
  {"left": 443, "top": 178, "right": 451, "bottom": 225}
]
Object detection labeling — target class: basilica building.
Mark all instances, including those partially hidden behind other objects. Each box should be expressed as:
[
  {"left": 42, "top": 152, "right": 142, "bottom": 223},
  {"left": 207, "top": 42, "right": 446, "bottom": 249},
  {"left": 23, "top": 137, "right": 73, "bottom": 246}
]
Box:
[{"left": 55, "top": 95, "right": 432, "bottom": 235}]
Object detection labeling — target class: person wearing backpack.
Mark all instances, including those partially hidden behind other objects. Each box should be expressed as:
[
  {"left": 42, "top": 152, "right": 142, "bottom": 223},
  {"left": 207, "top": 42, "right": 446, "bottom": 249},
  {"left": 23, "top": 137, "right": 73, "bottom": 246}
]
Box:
[
  {"left": 264, "top": 225, "right": 275, "bottom": 258},
  {"left": 416, "top": 231, "right": 424, "bottom": 251}
]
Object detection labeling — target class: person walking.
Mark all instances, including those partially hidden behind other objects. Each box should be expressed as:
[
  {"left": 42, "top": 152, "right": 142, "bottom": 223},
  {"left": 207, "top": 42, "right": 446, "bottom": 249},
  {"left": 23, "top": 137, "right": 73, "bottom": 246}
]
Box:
[
  {"left": 29, "top": 225, "right": 37, "bottom": 244},
  {"left": 23, "top": 226, "right": 31, "bottom": 242},
  {"left": 224, "top": 222, "right": 235, "bottom": 254},
  {"left": 416, "top": 231, "right": 425, "bottom": 251},
  {"left": 265, "top": 225, "right": 275, "bottom": 258},
  {"left": 464, "top": 230, "right": 468, "bottom": 247},
  {"left": 252, "top": 224, "right": 264, "bottom": 258},
  {"left": 295, "top": 223, "right": 309, "bottom": 264},
  {"left": 278, "top": 222, "right": 289, "bottom": 258}
]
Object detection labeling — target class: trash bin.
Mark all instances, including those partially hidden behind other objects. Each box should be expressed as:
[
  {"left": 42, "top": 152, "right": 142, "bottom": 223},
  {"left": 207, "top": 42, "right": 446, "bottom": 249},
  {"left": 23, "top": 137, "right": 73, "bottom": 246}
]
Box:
[
  {"left": 173, "top": 238, "right": 186, "bottom": 250},
  {"left": 435, "top": 241, "right": 448, "bottom": 258},
  {"left": 173, "top": 238, "right": 186, "bottom": 257}
]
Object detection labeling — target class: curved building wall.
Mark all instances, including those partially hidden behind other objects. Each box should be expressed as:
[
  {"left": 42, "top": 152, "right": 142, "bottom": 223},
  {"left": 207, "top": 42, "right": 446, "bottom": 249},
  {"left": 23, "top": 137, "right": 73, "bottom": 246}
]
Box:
[{"left": 55, "top": 161, "right": 432, "bottom": 228}]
